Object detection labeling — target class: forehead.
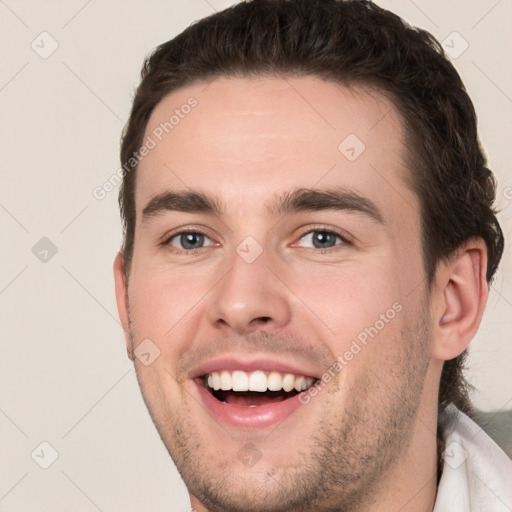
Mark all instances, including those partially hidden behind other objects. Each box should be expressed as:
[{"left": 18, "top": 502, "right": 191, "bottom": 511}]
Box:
[{"left": 136, "top": 75, "right": 416, "bottom": 222}]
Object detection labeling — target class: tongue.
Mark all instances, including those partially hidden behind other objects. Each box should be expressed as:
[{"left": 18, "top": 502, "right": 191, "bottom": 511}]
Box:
[{"left": 218, "top": 390, "right": 295, "bottom": 407}]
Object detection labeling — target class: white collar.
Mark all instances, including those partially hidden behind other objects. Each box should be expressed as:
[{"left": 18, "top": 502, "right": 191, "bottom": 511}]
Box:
[{"left": 433, "top": 405, "right": 512, "bottom": 511}]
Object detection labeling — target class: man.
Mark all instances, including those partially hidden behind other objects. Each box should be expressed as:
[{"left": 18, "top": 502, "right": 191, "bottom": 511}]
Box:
[{"left": 113, "top": 1, "right": 511, "bottom": 510}]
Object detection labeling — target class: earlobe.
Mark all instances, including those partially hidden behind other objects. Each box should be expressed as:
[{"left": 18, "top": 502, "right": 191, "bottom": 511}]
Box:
[
  {"left": 113, "top": 252, "right": 135, "bottom": 361},
  {"left": 431, "top": 239, "right": 488, "bottom": 361}
]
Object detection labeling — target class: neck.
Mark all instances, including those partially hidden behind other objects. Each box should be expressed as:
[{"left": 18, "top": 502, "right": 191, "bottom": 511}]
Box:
[
  {"left": 353, "top": 366, "right": 442, "bottom": 512},
  {"left": 363, "top": 413, "right": 439, "bottom": 512}
]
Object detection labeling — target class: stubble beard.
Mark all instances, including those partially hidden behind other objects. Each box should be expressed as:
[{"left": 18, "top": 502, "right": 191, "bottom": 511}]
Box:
[{"left": 130, "top": 313, "right": 431, "bottom": 512}]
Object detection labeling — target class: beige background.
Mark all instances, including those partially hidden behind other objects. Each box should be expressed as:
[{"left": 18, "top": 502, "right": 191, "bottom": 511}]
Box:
[{"left": 0, "top": 1, "right": 511, "bottom": 510}]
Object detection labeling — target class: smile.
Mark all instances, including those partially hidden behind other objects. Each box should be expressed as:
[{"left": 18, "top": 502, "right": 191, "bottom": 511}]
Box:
[
  {"left": 192, "top": 360, "right": 321, "bottom": 429},
  {"left": 205, "top": 370, "right": 317, "bottom": 406}
]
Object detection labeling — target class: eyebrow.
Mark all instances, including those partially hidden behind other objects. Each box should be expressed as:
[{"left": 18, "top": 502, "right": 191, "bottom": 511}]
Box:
[
  {"left": 141, "top": 187, "right": 383, "bottom": 224},
  {"left": 142, "top": 191, "right": 222, "bottom": 222},
  {"left": 268, "top": 188, "right": 384, "bottom": 224}
]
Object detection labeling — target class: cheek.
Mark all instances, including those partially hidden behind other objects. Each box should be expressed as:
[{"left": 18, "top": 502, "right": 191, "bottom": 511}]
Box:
[
  {"left": 291, "top": 261, "right": 404, "bottom": 342},
  {"left": 128, "top": 268, "right": 209, "bottom": 356},
  {"left": 128, "top": 271, "right": 204, "bottom": 408}
]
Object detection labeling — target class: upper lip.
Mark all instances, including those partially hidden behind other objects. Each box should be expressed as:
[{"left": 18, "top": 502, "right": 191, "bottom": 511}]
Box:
[{"left": 189, "top": 356, "right": 322, "bottom": 380}]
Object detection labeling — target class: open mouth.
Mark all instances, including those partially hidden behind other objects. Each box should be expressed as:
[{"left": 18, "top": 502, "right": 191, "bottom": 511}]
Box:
[{"left": 201, "top": 370, "right": 317, "bottom": 407}]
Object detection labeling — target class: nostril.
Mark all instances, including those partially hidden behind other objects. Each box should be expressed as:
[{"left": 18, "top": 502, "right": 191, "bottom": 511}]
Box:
[{"left": 254, "top": 316, "right": 271, "bottom": 324}]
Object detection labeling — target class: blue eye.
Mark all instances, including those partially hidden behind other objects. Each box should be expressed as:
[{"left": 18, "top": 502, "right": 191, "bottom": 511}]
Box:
[
  {"left": 299, "top": 230, "right": 344, "bottom": 249},
  {"left": 168, "top": 232, "right": 214, "bottom": 250}
]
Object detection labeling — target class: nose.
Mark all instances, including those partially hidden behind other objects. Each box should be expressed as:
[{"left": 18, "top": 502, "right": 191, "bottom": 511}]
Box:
[{"left": 206, "top": 250, "right": 291, "bottom": 335}]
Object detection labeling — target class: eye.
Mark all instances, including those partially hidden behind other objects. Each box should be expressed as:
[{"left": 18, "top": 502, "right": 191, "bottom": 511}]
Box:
[
  {"left": 168, "top": 231, "right": 215, "bottom": 250},
  {"left": 298, "top": 230, "right": 345, "bottom": 249}
]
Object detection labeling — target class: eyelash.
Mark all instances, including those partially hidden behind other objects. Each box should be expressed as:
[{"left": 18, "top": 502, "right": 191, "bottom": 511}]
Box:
[
  {"left": 161, "top": 226, "right": 352, "bottom": 254},
  {"left": 292, "top": 225, "right": 353, "bottom": 252},
  {"left": 161, "top": 227, "right": 217, "bottom": 254}
]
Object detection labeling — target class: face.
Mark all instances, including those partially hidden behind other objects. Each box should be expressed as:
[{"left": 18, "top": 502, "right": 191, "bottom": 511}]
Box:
[{"left": 117, "top": 76, "right": 438, "bottom": 511}]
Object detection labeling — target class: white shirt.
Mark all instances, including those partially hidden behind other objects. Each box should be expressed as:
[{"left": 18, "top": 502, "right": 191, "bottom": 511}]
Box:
[{"left": 433, "top": 405, "right": 512, "bottom": 511}]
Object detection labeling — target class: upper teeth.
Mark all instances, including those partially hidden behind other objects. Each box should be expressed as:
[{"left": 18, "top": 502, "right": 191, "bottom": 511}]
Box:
[{"left": 206, "top": 370, "right": 315, "bottom": 393}]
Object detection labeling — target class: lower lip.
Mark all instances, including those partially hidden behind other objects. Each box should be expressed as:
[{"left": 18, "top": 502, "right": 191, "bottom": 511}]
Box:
[{"left": 194, "top": 380, "right": 306, "bottom": 429}]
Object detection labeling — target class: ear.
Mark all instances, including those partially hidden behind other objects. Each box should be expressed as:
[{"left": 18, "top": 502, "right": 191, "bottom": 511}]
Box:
[
  {"left": 430, "top": 239, "right": 488, "bottom": 361},
  {"left": 113, "top": 252, "right": 135, "bottom": 361}
]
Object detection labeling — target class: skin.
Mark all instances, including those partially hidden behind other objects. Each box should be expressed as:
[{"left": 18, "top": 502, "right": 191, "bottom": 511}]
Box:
[{"left": 114, "top": 76, "right": 488, "bottom": 511}]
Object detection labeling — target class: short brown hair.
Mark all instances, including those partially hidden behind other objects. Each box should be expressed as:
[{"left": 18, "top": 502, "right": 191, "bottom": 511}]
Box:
[{"left": 119, "top": 0, "right": 504, "bottom": 415}]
